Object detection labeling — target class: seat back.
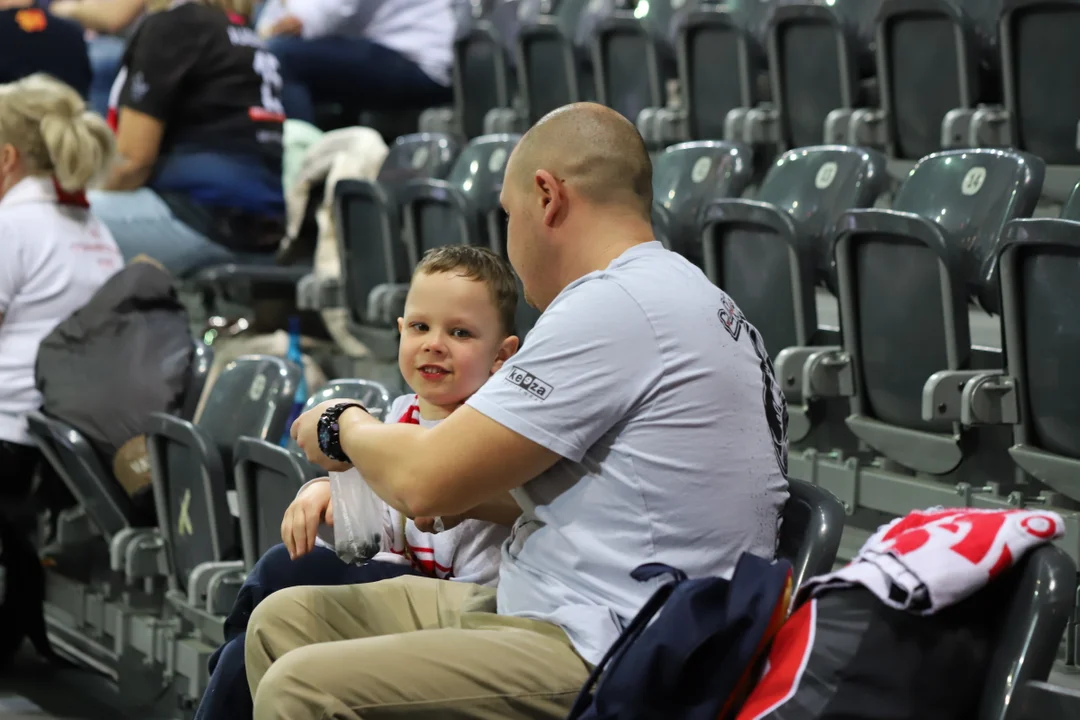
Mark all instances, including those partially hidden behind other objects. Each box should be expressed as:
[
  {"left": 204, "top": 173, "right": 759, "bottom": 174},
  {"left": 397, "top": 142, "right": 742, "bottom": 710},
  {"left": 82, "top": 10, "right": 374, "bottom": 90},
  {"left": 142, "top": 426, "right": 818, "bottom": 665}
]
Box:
[
  {"left": 592, "top": 0, "right": 677, "bottom": 122},
  {"left": 776, "top": 478, "right": 846, "bottom": 592},
  {"left": 516, "top": 0, "right": 598, "bottom": 123},
  {"left": 891, "top": 149, "right": 1043, "bottom": 311},
  {"left": 153, "top": 356, "right": 300, "bottom": 588},
  {"left": 236, "top": 378, "right": 395, "bottom": 566},
  {"left": 1000, "top": 0, "right": 1080, "bottom": 165},
  {"left": 980, "top": 544, "right": 1077, "bottom": 720},
  {"left": 337, "top": 133, "right": 461, "bottom": 325},
  {"left": 454, "top": 1, "right": 517, "bottom": 138},
  {"left": 875, "top": 0, "right": 984, "bottom": 160},
  {"left": 997, "top": 218, "right": 1080, "bottom": 465},
  {"left": 408, "top": 134, "right": 520, "bottom": 262},
  {"left": 180, "top": 341, "right": 213, "bottom": 421},
  {"left": 652, "top": 140, "right": 754, "bottom": 262},
  {"left": 851, "top": 149, "right": 1042, "bottom": 431},
  {"left": 26, "top": 413, "right": 135, "bottom": 541},
  {"left": 767, "top": 1, "right": 864, "bottom": 148},
  {"left": 677, "top": 2, "right": 766, "bottom": 141},
  {"left": 712, "top": 145, "right": 888, "bottom": 356}
]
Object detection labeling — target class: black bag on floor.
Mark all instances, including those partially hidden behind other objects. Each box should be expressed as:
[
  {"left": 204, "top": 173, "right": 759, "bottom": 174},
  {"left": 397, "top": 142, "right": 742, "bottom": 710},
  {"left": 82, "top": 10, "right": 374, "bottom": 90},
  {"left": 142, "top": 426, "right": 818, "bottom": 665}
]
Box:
[{"left": 735, "top": 586, "right": 998, "bottom": 720}]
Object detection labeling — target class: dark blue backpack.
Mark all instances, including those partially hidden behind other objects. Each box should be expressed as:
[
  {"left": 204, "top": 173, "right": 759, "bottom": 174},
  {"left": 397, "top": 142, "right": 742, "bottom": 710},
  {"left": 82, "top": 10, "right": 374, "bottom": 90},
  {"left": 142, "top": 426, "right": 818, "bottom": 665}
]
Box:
[{"left": 567, "top": 553, "right": 794, "bottom": 720}]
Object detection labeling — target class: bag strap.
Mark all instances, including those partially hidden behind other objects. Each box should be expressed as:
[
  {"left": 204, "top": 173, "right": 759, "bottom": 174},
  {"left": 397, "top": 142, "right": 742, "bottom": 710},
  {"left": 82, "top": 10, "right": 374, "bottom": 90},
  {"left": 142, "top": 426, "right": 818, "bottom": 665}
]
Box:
[{"left": 566, "top": 564, "right": 687, "bottom": 720}]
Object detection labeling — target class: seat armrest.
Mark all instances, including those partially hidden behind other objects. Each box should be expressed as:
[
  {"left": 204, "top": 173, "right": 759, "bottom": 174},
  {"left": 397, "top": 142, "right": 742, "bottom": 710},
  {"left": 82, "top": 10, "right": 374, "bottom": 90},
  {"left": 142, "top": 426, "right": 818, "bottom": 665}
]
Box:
[
  {"left": 187, "top": 560, "right": 245, "bottom": 608},
  {"left": 803, "top": 347, "right": 853, "bottom": 399},
  {"left": 775, "top": 345, "right": 828, "bottom": 404},
  {"left": 205, "top": 567, "right": 246, "bottom": 615},
  {"left": 297, "top": 273, "right": 344, "bottom": 310},
  {"left": 191, "top": 264, "right": 312, "bottom": 288},
  {"left": 922, "top": 369, "right": 987, "bottom": 422},
  {"left": 960, "top": 372, "right": 1019, "bottom": 426}
]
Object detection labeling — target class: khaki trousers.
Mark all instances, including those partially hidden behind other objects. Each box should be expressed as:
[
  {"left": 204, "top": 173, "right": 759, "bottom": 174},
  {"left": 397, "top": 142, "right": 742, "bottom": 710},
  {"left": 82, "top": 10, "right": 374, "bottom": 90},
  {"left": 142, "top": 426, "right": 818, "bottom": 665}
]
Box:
[{"left": 245, "top": 575, "right": 592, "bottom": 719}]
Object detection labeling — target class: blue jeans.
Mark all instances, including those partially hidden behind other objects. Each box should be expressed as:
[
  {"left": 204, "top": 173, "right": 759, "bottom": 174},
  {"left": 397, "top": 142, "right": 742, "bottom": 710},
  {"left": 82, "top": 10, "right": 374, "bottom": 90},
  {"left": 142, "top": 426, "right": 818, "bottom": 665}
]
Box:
[
  {"left": 88, "top": 35, "right": 126, "bottom": 117},
  {"left": 267, "top": 35, "right": 452, "bottom": 124},
  {"left": 194, "top": 544, "right": 421, "bottom": 720}
]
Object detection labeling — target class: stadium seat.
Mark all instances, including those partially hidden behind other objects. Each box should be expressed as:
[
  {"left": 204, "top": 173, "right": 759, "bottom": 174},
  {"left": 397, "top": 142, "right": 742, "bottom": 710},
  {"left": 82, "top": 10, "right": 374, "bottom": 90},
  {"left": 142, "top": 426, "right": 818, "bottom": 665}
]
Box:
[
  {"left": 792, "top": 149, "right": 1043, "bottom": 478},
  {"left": 1006, "top": 681, "right": 1080, "bottom": 720},
  {"left": 981, "top": 545, "right": 1077, "bottom": 720},
  {"left": 512, "top": 0, "right": 599, "bottom": 126},
  {"left": 398, "top": 134, "right": 521, "bottom": 261},
  {"left": 651, "top": 140, "right": 754, "bottom": 263},
  {"left": 145, "top": 355, "right": 300, "bottom": 634},
  {"left": 421, "top": 0, "right": 522, "bottom": 138},
  {"left": 591, "top": 0, "right": 677, "bottom": 125},
  {"left": 328, "top": 133, "right": 462, "bottom": 362},
  {"left": 25, "top": 342, "right": 213, "bottom": 543},
  {"left": 740, "top": 0, "right": 879, "bottom": 151},
  {"left": 668, "top": 0, "right": 769, "bottom": 144},
  {"left": 700, "top": 146, "right": 888, "bottom": 443},
  {"left": 233, "top": 378, "right": 393, "bottom": 571},
  {"left": 777, "top": 478, "right": 846, "bottom": 593},
  {"left": 957, "top": 206, "right": 1080, "bottom": 504},
  {"left": 856, "top": 0, "right": 994, "bottom": 162},
  {"left": 970, "top": 0, "right": 1080, "bottom": 168}
]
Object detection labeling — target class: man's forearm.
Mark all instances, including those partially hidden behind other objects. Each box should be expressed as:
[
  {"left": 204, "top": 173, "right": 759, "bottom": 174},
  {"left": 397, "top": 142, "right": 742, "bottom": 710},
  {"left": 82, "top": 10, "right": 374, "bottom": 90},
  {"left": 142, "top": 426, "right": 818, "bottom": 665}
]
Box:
[{"left": 338, "top": 408, "right": 435, "bottom": 517}]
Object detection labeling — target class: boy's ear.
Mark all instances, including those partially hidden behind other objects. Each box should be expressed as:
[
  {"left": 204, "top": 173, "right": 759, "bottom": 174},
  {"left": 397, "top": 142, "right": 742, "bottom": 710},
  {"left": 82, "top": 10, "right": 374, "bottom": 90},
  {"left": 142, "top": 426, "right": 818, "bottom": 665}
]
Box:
[
  {"left": 490, "top": 335, "right": 520, "bottom": 375},
  {"left": 397, "top": 317, "right": 404, "bottom": 334}
]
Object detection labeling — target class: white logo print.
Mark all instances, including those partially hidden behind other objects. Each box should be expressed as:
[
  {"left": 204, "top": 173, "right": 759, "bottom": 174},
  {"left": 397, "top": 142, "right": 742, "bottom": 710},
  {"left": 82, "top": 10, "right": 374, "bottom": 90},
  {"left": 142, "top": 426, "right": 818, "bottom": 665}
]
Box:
[
  {"left": 961, "top": 167, "right": 986, "bottom": 196},
  {"left": 815, "top": 161, "right": 838, "bottom": 189}
]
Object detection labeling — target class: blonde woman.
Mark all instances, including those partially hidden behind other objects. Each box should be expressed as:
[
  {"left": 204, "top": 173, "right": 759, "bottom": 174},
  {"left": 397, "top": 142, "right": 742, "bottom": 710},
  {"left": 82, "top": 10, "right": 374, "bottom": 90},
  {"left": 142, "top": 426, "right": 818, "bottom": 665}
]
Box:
[
  {"left": 0, "top": 73, "right": 123, "bottom": 502},
  {"left": 88, "top": 0, "right": 286, "bottom": 278}
]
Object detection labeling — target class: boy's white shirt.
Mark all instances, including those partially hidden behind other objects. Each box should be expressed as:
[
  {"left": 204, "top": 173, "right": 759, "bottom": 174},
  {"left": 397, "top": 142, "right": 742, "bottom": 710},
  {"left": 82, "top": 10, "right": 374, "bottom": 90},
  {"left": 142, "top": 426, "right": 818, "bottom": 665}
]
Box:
[{"left": 301, "top": 394, "right": 509, "bottom": 587}]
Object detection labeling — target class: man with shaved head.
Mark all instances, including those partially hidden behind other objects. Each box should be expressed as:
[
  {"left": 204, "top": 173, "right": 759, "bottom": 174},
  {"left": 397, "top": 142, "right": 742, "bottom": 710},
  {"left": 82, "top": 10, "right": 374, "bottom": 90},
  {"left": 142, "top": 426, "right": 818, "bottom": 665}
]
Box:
[{"left": 248, "top": 102, "right": 790, "bottom": 719}]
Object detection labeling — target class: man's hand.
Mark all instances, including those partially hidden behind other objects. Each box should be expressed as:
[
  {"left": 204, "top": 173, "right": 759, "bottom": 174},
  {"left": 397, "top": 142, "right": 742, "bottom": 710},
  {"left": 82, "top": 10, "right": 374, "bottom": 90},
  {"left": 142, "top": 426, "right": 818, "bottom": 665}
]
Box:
[
  {"left": 265, "top": 13, "right": 302, "bottom": 36},
  {"left": 281, "top": 479, "right": 331, "bottom": 559},
  {"left": 291, "top": 398, "right": 377, "bottom": 473}
]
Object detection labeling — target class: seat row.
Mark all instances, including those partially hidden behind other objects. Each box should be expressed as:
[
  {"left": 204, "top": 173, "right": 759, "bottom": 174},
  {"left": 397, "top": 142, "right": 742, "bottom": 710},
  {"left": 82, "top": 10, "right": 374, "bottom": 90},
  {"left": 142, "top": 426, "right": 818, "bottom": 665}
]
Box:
[
  {"left": 433, "top": 0, "right": 1080, "bottom": 201},
  {"left": 307, "top": 130, "right": 1080, "bottom": 549},
  {"left": 26, "top": 351, "right": 849, "bottom": 713}
]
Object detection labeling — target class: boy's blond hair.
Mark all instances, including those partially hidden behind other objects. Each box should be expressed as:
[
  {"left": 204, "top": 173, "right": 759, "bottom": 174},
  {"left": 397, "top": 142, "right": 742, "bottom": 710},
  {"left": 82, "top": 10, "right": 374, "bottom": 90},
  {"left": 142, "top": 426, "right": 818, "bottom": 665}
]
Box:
[{"left": 414, "top": 245, "right": 519, "bottom": 337}]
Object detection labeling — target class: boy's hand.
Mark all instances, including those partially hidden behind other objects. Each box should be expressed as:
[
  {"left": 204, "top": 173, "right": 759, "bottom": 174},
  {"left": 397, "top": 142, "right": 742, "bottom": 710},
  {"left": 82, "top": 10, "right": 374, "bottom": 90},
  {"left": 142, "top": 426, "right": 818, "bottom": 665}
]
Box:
[
  {"left": 413, "top": 515, "right": 464, "bottom": 533},
  {"left": 281, "top": 479, "right": 331, "bottom": 559}
]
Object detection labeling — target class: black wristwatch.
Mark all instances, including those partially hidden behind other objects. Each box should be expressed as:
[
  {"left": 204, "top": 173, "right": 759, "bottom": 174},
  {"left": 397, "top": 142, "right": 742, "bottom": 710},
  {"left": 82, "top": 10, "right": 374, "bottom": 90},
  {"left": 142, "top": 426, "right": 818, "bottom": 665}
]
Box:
[{"left": 317, "top": 402, "right": 367, "bottom": 462}]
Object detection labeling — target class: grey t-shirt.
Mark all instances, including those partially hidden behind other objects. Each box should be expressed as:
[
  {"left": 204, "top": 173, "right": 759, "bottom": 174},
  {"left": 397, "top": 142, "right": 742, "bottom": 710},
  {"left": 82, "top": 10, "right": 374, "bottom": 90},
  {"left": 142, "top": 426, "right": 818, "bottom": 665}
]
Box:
[{"left": 466, "top": 241, "right": 789, "bottom": 665}]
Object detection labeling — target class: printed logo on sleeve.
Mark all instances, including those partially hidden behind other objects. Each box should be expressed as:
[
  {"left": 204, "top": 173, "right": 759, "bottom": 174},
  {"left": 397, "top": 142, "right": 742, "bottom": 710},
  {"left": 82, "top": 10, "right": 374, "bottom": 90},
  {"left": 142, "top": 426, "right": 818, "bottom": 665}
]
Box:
[{"left": 505, "top": 366, "right": 553, "bottom": 401}]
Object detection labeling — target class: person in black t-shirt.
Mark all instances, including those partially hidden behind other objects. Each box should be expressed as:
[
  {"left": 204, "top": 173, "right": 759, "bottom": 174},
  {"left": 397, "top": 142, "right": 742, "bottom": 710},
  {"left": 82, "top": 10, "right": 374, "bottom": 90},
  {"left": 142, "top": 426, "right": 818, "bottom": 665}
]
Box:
[{"left": 88, "top": 0, "right": 286, "bottom": 278}]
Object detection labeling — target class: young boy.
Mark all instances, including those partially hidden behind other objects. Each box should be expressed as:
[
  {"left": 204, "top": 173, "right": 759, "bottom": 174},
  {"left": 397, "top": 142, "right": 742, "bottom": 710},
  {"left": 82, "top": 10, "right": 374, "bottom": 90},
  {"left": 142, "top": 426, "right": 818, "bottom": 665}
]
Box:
[{"left": 195, "top": 245, "right": 521, "bottom": 720}]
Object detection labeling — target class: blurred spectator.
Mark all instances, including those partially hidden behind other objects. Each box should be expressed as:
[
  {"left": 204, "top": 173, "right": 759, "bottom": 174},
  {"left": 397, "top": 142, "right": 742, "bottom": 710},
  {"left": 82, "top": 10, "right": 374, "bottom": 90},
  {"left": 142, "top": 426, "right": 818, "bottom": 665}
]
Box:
[
  {"left": 88, "top": 0, "right": 286, "bottom": 278},
  {"left": 256, "top": 0, "right": 455, "bottom": 124},
  {"left": 0, "top": 2, "right": 91, "bottom": 97},
  {"left": 0, "top": 73, "right": 122, "bottom": 502},
  {"left": 48, "top": 0, "right": 148, "bottom": 116}
]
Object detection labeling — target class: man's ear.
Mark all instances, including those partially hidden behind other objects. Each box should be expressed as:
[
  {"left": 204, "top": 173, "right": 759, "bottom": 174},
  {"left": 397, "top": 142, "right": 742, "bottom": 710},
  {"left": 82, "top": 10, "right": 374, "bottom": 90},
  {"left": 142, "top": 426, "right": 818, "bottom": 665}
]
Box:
[
  {"left": 535, "top": 169, "right": 563, "bottom": 228},
  {"left": 490, "top": 335, "right": 521, "bottom": 374},
  {"left": 397, "top": 316, "right": 404, "bottom": 334}
]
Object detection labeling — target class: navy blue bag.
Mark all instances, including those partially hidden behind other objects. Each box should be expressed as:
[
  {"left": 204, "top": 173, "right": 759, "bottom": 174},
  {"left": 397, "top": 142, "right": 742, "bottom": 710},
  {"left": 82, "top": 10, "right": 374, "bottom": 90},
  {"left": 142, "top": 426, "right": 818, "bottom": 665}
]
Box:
[{"left": 567, "top": 553, "right": 794, "bottom": 720}]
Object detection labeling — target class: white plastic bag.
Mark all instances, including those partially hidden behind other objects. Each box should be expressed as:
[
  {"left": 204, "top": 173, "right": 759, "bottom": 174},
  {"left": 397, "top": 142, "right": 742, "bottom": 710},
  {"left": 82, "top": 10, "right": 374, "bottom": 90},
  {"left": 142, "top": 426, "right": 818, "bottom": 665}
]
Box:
[{"left": 329, "top": 468, "right": 386, "bottom": 564}]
